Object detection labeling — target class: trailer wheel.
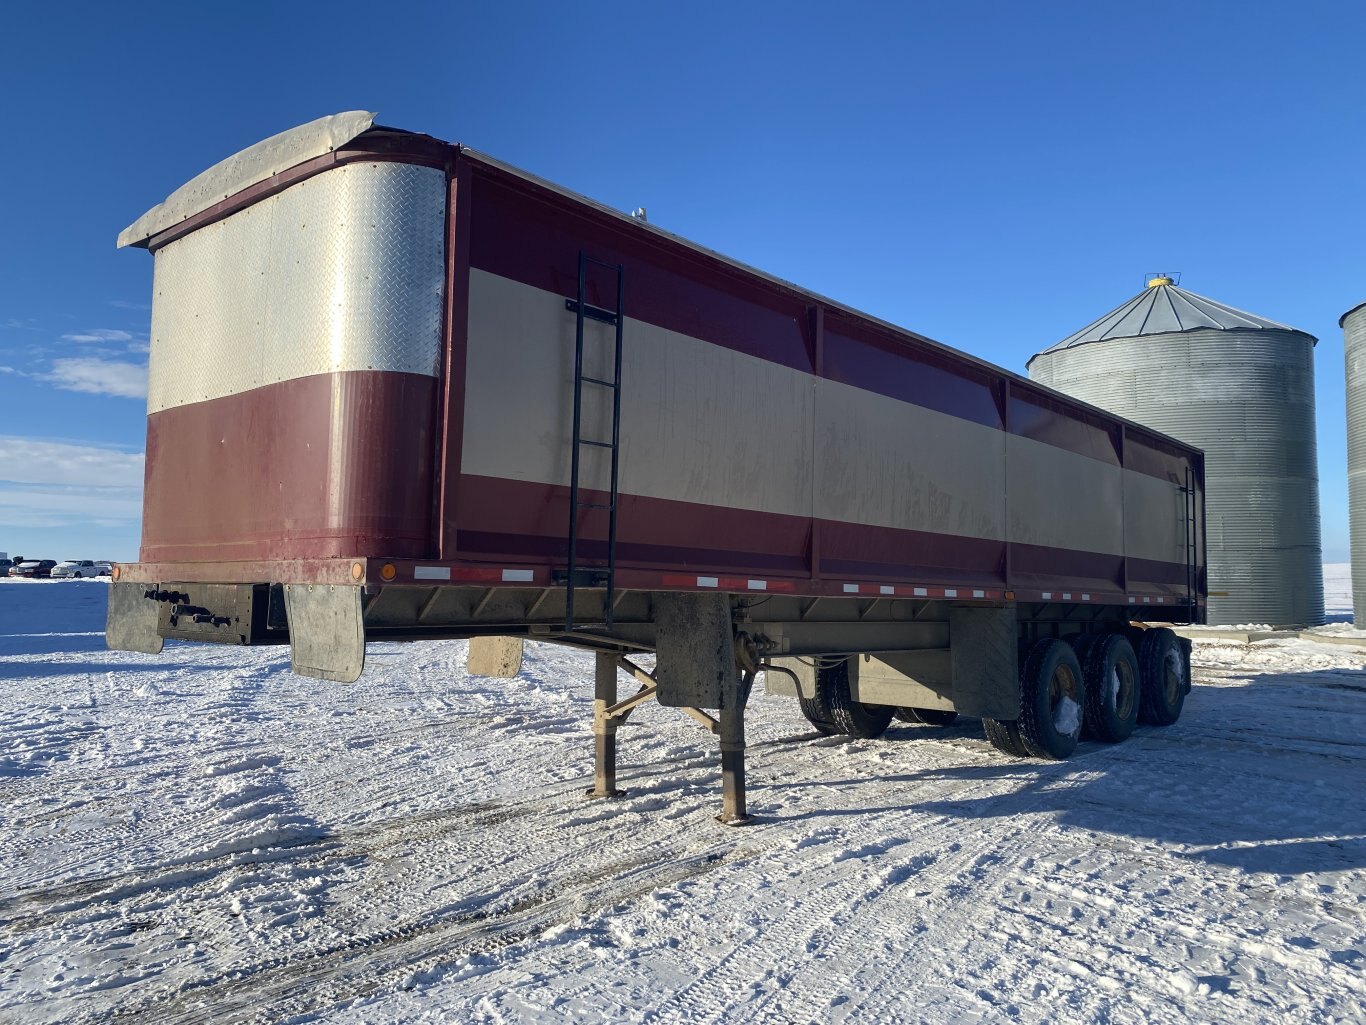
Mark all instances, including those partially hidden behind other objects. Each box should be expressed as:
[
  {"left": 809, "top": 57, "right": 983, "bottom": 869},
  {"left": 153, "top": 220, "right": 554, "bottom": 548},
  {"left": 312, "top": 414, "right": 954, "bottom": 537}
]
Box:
[
  {"left": 983, "top": 716, "right": 1027, "bottom": 757},
  {"left": 820, "top": 659, "right": 893, "bottom": 739},
  {"left": 895, "top": 707, "right": 959, "bottom": 726},
  {"left": 1137, "top": 627, "right": 1186, "bottom": 726},
  {"left": 799, "top": 694, "right": 840, "bottom": 735},
  {"left": 1016, "top": 638, "right": 1085, "bottom": 760},
  {"left": 1081, "top": 634, "right": 1139, "bottom": 742}
]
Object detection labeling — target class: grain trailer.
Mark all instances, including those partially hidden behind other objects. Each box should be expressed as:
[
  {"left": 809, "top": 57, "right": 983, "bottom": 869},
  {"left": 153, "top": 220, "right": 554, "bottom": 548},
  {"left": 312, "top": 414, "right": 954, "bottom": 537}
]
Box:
[{"left": 108, "top": 112, "right": 1206, "bottom": 822}]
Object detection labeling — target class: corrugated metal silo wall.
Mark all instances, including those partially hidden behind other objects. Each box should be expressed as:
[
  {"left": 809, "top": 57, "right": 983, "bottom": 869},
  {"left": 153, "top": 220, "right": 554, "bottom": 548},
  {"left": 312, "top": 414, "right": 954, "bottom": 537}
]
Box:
[
  {"left": 1344, "top": 305, "right": 1366, "bottom": 625},
  {"left": 1030, "top": 328, "right": 1324, "bottom": 626}
]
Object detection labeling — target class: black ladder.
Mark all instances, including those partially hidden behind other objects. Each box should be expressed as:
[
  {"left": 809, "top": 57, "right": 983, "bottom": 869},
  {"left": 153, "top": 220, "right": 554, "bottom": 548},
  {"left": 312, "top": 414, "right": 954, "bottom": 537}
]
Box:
[
  {"left": 562, "top": 252, "right": 624, "bottom": 631},
  {"left": 1181, "top": 465, "right": 1198, "bottom": 612}
]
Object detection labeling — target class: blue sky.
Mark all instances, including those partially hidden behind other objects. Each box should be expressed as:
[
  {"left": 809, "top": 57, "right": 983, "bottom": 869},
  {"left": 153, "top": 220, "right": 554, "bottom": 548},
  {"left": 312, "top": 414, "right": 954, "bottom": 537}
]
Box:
[{"left": 1, "top": 1, "right": 1362, "bottom": 562}]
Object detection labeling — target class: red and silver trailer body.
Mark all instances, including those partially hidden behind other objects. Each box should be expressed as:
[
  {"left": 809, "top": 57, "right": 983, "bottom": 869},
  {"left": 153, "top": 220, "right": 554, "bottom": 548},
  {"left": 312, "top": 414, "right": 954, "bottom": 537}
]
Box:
[{"left": 109, "top": 112, "right": 1206, "bottom": 821}]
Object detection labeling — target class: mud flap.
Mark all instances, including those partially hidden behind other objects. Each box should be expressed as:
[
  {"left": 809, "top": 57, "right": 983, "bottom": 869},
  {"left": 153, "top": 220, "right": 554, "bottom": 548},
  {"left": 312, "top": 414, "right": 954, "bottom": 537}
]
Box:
[
  {"left": 283, "top": 584, "right": 365, "bottom": 683},
  {"left": 949, "top": 605, "right": 1020, "bottom": 720},
  {"left": 652, "top": 592, "right": 736, "bottom": 709},
  {"left": 106, "top": 581, "right": 164, "bottom": 655},
  {"left": 467, "top": 636, "right": 524, "bottom": 678}
]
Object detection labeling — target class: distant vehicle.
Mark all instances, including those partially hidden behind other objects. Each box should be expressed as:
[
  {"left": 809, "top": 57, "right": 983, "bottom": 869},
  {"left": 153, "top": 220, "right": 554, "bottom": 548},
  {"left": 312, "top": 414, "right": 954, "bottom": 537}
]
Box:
[
  {"left": 93, "top": 561, "right": 113, "bottom": 577},
  {"left": 51, "top": 560, "right": 101, "bottom": 579},
  {"left": 0, "top": 559, "right": 13, "bottom": 576},
  {"left": 9, "top": 560, "right": 57, "bottom": 578}
]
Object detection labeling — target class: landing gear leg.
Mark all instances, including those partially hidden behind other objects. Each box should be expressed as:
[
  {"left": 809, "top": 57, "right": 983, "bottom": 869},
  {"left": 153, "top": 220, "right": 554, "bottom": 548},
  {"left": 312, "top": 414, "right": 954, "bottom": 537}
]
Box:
[
  {"left": 718, "top": 667, "right": 756, "bottom": 826},
  {"left": 590, "top": 651, "right": 624, "bottom": 799}
]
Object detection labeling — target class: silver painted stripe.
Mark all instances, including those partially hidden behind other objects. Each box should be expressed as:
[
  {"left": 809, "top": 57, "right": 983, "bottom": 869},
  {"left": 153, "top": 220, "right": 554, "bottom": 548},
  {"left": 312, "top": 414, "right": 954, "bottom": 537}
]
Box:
[
  {"left": 502, "top": 569, "right": 534, "bottom": 582},
  {"left": 415, "top": 566, "right": 451, "bottom": 581}
]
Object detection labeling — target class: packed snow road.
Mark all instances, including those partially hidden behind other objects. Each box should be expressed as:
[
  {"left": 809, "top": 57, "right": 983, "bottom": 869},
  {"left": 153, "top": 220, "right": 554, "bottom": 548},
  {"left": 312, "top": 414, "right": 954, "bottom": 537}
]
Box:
[{"left": 2, "top": 582, "right": 1363, "bottom": 1024}]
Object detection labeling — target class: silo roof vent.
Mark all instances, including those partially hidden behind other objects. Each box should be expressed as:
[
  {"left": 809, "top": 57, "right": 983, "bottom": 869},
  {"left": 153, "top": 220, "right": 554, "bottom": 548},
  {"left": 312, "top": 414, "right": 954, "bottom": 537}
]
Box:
[{"left": 1031, "top": 280, "right": 1315, "bottom": 363}]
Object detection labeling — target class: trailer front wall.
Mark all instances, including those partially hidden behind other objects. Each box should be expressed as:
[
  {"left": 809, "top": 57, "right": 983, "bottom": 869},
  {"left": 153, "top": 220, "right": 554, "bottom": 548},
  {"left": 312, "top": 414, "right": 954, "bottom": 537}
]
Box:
[
  {"left": 449, "top": 162, "right": 1202, "bottom": 602},
  {"left": 140, "top": 161, "right": 446, "bottom": 562}
]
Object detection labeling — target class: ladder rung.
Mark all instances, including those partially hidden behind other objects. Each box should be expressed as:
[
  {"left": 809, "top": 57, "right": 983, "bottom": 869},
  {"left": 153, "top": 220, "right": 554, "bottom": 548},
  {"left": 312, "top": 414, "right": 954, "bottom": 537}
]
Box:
[
  {"left": 576, "top": 502, "right": 615, "bottom": 510},
  {"left": 581, "top": 376, "right": 618, "bottom": 389},
  {"left": 579, "top": 439, "right": 614, "bottom": 449},
  {"left": 565, "top": 299, "right": 619, "bottom": 325}
]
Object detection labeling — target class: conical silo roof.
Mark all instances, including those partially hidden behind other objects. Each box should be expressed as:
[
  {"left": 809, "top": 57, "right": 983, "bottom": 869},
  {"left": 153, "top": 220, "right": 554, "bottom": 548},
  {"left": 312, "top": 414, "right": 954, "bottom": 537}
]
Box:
[{"left": 1028, "top": 277, "right": 1315, "bottom": 367}]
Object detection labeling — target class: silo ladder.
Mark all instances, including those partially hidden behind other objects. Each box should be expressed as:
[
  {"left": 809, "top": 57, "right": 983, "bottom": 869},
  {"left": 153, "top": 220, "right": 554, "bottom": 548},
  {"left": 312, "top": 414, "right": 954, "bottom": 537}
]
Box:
[{"left": 560, "top": 252, "right": 625, "bottom": 632}]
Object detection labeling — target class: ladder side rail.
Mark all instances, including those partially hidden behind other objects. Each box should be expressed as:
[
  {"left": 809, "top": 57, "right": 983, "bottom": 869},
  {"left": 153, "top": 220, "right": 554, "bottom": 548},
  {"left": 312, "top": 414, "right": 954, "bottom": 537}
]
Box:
[
  {"left": 565, "top": 252, "right": 589, "bottom": 631},
  {"left": 606, "top": 265, "right": 625, "bottom": 627}
]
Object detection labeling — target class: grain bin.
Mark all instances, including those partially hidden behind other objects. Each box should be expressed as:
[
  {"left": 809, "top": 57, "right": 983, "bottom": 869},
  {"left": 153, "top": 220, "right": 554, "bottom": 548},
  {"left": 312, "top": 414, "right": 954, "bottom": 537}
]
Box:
[
  {"left": 1342, "top": 301, "right": 1366, "bottom": 625},
  {"left": 1029, "top": 277, "right": 1323, "bottom": 626}
]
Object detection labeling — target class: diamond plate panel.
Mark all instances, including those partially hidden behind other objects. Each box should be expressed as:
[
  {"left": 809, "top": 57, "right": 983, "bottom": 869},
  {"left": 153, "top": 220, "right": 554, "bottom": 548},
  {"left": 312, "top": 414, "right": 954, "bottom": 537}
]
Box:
[{"left": 147, "top": 162, "right": 446, "bottom": 413}]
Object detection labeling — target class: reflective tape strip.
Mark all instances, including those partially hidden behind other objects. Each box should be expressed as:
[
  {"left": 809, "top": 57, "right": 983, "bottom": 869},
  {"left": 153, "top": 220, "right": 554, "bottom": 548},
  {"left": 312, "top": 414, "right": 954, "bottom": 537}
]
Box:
[
  {"left": 914, "top": 587, "right": 928, "bottom": 597},
  {"left": 415, "top": 566, "right": 451, "bottom": 581},
  {"left": 1042, "top": 592, "right": 1053, "bottom": 600},
  {"left": 972, "top": 589, "right": 985, "bottom": 598},
  {"left": 880, "top": 585, "right": 895, "bottom": 595},
  {"left": 843, "top": 584, "right": 860, "bottom": 593},
  {"left": 747, "top": 579, "right": 767, "bottom": 591},
  {"left": 502, "top": 569, "right": 534, "bottom": 582},
  {"left": 944, "top": 588, "right": 958, "bottom": 598},
  {"left": 1082, "top": 593, "right": 1091, "bottom": 601},
  {"left": 1063, "top": 593, "right": 1072, "bottom": 600},
  {"left": 697, "top": 576, "right": 719, "bottom": 588}
]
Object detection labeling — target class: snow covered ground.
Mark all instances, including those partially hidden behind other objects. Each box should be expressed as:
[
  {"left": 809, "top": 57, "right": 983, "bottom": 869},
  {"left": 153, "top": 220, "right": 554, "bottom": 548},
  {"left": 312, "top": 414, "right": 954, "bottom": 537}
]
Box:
[{"left": 2, "top": 580, "right": 1364, "bottom": 1024}]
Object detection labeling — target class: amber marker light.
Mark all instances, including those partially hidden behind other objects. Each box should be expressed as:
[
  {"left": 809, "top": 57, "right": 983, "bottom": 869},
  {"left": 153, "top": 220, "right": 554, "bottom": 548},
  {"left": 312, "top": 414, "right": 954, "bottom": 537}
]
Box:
[
  {"left": 351, "top": 562, "right": 364, "bottom": 581},
  {"left": 380, "top": 563, "right": 397, "bottom": 581},
  {"left": 112, "top": 565, "right": 121, "bottom": 581}
]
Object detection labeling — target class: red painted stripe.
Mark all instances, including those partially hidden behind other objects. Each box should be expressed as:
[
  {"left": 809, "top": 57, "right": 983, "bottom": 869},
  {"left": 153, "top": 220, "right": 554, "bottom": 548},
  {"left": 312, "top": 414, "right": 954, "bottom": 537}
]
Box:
[{"left": 452, "top": 473, "right": 1191, "bottom": 603}]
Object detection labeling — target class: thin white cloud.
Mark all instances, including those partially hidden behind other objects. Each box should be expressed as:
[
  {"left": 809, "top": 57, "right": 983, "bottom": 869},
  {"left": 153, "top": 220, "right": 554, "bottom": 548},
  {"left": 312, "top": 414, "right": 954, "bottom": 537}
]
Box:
[
  {"left": 47, "top": 357, "right": 147, "bottom": 399},
  {"left": 0, "top": 438, "right": 144, "bottom": 530},
  {"left": 0, "top": 437, "right": 144, "bottom": 488},
  {"left": 62, "top": 328, "right": 135, "bottom": 343},
  {"left": 110, "top": 300, "right": 151, "bottom": 311}
]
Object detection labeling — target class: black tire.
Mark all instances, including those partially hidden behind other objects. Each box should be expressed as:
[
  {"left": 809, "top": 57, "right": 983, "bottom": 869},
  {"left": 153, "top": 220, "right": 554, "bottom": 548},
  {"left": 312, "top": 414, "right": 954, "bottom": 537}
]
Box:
[
  {"left": 820, "top": 659, "right": 894, "bottom": 739},
  {"left": 1016, "top": 638, "right": 1085, "bottom": 760},
  {"left": 1137, "top": 627, "right": 1186, "bottom": 726},
  {"left": 894, "top": 706, "right": 959, "bottom": 726},
  {"left": 1081, "top": 633, "right": 1140, "bottom": 742},
  {"left": 798, "top": 688, "right": 841, "bottom": 735},
  {"left": 983, "top": 716, "right": 1027, "bottom": 756}
]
